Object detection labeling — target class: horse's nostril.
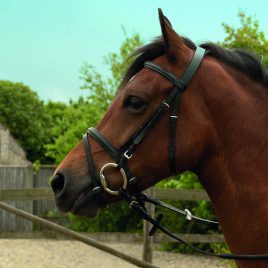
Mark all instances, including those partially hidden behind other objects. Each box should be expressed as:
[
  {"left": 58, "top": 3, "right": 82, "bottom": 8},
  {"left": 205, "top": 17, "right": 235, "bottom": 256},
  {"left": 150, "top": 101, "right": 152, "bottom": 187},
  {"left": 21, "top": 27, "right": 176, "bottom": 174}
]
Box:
[{"left": 51, "top": 173, "right": 65, "bottom": 194}]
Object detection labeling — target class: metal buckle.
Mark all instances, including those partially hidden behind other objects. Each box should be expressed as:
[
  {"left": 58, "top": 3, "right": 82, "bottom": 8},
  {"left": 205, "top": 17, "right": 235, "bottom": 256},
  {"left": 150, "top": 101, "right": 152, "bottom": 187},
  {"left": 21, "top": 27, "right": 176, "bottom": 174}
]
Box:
[
  {"left": 129, "top": 200, "right": 139, "bottom": 209},
  {"left": 92, "top": 186, "right": 102, "bottom": 195},
  {"left": 124, "top": 150, "right": 133, "bottom": 160},
  {"left": 162, "top": 101, "right": 169, "bottom": 109},
  {"left": 99, "top": 163, "right": 128, "bottom": 196}
]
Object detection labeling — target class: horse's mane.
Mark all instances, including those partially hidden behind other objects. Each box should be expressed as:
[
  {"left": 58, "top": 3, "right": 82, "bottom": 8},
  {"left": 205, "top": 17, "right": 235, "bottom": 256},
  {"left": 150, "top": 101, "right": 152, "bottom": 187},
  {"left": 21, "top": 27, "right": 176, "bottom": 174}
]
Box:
[{"left": 120, "top": 36, "right": 268, "bottom": 88}]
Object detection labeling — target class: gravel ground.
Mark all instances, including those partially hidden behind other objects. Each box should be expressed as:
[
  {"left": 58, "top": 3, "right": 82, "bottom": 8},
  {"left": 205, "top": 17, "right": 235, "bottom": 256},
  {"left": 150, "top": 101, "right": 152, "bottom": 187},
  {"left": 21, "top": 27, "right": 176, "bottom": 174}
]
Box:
[{"left": 0, "top": 239, "right": 233, "bottom": 268}]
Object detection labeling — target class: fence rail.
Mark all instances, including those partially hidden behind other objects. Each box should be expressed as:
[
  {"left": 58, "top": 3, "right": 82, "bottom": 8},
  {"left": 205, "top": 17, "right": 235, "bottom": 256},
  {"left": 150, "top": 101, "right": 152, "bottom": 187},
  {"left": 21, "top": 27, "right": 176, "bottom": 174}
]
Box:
[
  {"left": 0, "top": 186, "right": 223, "bottom": 244},
  {"left": 0, "top": 188, "right": 52, "bottom": 201},
  {"left": 0, "top": 187, "right": 210, "bottom": 201},
  {"left": 0, "top": 230, "right": 225, "bottom": 243},
  {"left": 0, "top": 187, "right": 52, "bottom": 201}
]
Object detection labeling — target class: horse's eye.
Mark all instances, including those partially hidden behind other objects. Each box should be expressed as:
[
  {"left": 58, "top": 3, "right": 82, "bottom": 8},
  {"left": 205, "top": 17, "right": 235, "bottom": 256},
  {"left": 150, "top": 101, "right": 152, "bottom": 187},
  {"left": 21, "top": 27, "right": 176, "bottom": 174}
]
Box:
[{"left": 124, "top": 96, "right": 146, "bottom": 113}]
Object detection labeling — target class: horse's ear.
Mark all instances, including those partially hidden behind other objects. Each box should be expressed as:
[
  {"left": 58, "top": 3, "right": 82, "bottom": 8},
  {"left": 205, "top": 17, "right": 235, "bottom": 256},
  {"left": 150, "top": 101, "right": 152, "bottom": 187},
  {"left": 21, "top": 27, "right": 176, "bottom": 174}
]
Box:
[{"left": 158, "top": 8, "right": 186, "bottom": 61}]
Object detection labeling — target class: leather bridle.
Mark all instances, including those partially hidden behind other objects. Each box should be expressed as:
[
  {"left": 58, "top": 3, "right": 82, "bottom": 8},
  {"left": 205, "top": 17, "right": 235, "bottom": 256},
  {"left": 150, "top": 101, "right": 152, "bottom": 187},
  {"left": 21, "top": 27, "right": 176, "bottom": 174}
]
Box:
[
  {"left": 83, "top": 46, "right": 206, "bottom": 195},
  {"left": 82, "top": 47, "right": 268, "bottom": 260}
]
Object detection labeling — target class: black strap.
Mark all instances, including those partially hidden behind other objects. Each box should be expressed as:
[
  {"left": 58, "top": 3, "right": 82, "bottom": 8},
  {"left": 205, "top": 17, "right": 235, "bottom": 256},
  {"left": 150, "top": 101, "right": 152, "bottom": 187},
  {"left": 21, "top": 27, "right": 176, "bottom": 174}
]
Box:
[
  {"left": 144, "top": 47, "right": 206, "bottom": 175},
  {"left": 154, "top": 217, "right": 268, "bottom": 260},
  {"left": 140, "top": 192, "right": 218, "bottom": 224},
  {"left": 120, "top": 89, "right": 179, "bottom": 162},
  {"left": 126, "top": 192, "right": 268, "bottom": 260},
  {"left": 180, "top": 46, "right": 206, "bottom": 84},
  {"left": 82, "top": 133, "right": 100, "bottom": 188},
  {"left": 168, "top": 91, "right": 182, "bottom": 174},
  {"left": 88, "top": 127, "right": 120, "bottom": 162},
  {"left": 144, "top": 62, "right": 187, "bottom": 91},
  {"left": 131, "top": 98, "right": 173, "bottom": 146},
  {"left": 144, "top": 47, "right": 206, "bottom": 91}
]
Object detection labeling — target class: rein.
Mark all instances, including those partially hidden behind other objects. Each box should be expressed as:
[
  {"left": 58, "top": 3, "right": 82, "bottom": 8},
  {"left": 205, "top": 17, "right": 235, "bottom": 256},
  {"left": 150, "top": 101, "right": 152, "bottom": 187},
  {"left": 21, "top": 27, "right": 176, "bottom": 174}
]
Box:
[{"left": 83, "top": 47, "right": 268, "bottom": 260}]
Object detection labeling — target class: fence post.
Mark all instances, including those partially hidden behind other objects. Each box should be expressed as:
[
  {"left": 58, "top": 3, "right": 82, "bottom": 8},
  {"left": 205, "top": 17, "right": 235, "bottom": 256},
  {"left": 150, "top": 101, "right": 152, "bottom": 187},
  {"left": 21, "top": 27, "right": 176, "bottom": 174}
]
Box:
[{"left": 142, "top": 187, "right": 155, "bottom": 263}]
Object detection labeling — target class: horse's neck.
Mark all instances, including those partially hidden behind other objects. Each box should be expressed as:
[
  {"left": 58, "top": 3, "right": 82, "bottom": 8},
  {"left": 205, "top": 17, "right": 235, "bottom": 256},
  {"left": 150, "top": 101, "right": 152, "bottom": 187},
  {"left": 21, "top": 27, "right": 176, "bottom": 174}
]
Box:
[
  {"left": 198, "top": 67, "right": 268, "bottom": 196},
  {"left": 197, "top": 70, "right": 268, "bottom": 267}
]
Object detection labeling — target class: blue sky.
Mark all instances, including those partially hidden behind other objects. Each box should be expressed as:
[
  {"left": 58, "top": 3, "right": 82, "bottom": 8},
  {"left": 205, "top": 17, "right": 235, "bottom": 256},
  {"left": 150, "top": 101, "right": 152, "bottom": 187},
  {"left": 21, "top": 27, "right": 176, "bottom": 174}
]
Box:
[{"left": 1, "top": 0, "right": 268, "bottom": 103}]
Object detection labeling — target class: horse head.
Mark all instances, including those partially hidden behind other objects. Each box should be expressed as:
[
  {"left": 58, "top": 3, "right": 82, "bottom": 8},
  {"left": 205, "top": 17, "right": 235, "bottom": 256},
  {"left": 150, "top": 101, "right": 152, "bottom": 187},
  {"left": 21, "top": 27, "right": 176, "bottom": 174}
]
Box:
[{"left": 51, "top": 9, "right": 211, "bottom": 217}]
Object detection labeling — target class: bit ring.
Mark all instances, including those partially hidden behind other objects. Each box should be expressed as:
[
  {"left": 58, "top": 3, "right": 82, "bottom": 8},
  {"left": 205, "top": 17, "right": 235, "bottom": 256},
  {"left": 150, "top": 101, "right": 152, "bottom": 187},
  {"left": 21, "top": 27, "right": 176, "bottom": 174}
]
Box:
[{"left": 99, "top": 163, "right": 127, "bottom": 195}]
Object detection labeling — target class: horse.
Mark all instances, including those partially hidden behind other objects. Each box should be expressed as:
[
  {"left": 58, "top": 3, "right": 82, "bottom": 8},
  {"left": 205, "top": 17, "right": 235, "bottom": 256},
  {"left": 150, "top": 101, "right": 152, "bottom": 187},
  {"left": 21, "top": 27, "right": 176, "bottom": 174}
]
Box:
[{"left": 50, "top": 9, "right": 268, "bottom": 268}]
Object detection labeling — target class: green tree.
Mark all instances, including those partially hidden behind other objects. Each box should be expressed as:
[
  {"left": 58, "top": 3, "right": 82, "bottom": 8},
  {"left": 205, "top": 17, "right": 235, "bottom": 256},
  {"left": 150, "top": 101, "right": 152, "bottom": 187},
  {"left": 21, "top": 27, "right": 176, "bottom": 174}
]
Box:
[
  {"left": 42, "top": 101, "right": 69, "bottom": 162},
  {"left": 221, "top": 12, "right": 268, "bottom": 66},
  {"left": 45, "top": 98, "right": 93, "bottom": 162},
  {"left": 0, "top": 80, "right": 48, "bottom": 161},
  {"left": 104, "top": 32, "right": 142, "bottom": 89}
]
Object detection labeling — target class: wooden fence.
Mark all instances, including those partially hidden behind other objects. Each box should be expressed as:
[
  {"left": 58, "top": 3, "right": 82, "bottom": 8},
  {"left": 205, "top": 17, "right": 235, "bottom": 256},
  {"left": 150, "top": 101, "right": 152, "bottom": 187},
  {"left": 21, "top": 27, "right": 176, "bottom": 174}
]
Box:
[
  {"left": 33, "top": 164, "right": 57, "bottom": 216},
  {"left": 0, "top": 186, "right": 224, "bottom": 244},
  {"left": 0, "top": 165, "right": 33, "bottom": 231},
  {"left": 0, "top": 165, "right": 225, "bottom": 263},
  {"left": 0, "top": 165, "right": 56, "bottom": 230},
  {"left": 0, "top": 179, "right": 224, "bottom": 244}
]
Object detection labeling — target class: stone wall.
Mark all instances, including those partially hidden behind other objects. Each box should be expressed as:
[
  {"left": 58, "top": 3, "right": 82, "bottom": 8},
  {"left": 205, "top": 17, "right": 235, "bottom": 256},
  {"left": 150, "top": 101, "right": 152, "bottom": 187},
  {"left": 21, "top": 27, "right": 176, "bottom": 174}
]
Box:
[{"left": 0, "top": 124, "right": 31, "bottom": 166}]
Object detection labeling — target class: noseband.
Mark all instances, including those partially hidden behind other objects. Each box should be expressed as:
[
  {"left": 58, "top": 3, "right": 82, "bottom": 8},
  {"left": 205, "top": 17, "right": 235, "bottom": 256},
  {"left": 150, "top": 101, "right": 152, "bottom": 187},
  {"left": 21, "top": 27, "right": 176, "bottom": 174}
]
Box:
[{"left": 82, "top": 47, "right": 268, "bottom": 260}]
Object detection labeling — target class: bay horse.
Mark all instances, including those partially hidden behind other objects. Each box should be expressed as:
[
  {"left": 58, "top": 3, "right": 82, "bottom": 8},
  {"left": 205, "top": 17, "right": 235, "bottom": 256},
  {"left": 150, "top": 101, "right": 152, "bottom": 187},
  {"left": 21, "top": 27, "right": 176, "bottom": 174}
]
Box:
[{"left": 51, "top": 9, "right": 268, "bottom": 268}]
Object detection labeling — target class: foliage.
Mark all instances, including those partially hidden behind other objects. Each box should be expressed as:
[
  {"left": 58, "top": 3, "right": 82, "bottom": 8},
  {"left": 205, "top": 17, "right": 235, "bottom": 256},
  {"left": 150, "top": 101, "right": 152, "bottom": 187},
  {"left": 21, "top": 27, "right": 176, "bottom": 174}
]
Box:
[
  {"left": 33, "top": 160, "right": 41, "bottom": 174},
  {"left": 155, "top": 172, "right": 222, "bottom": 253},
  {"left": 45, "top": 98, "right": 93, "bottom": 163},
  {"left": 67, "top": 201, "right": 142, "bottom": 232},
  {"left": 0, "top": 80, "right": 49, "bottom": 162},
  {"left": 104, "top": 32, "right": 142, "bottom": 89},
  {"left": 221, "top": 12, "right": 268, "bottom": 66},
  {"left": 157, "top": 171, "right": 202, "bottom": 190}
]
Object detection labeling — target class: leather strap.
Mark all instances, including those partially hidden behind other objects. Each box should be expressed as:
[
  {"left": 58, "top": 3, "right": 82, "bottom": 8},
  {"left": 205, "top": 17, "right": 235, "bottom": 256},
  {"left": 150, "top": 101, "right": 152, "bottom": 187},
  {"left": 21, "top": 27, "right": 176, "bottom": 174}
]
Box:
[
  {"left": 168, "top": 91, "right": 182, "bottom": 174},
  {"left": 144, "top": 62, "right": 187, "bottom": 91},
  {"left": 83, "top": 133, "right": 100, "bottom": 188},
  {"left": 144, "top": 47, "right": 206, "bottom": 174},
  {"left": 180, "top": 46, "right": 206, "bottom": 84},
  {"left": 144, "top": 47, "right": 206, "bottom": 91},
  {"left": 87, "top": 127, "right": 120, "bottom": 162}
]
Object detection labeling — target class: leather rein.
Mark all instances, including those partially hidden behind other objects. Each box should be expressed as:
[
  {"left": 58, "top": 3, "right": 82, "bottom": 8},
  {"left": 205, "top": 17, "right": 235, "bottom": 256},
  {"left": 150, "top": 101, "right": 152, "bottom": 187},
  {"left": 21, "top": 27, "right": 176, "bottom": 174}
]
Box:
[{"left": 82, "top": 47, "right": 268, "bottom": 260}]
